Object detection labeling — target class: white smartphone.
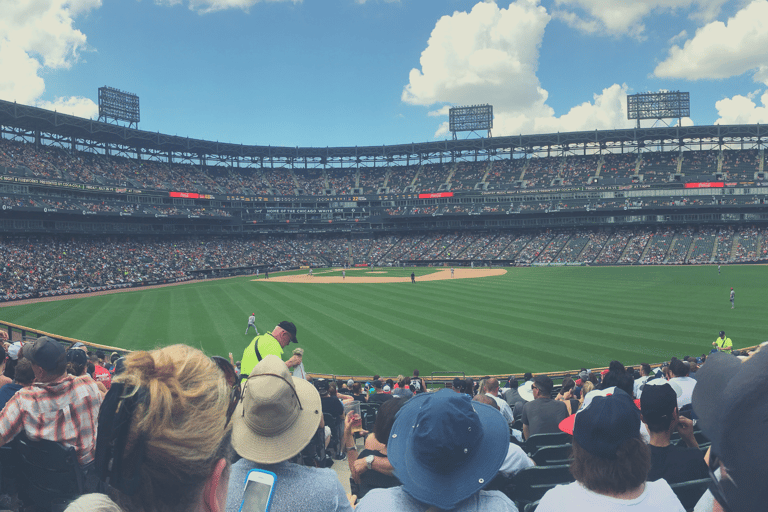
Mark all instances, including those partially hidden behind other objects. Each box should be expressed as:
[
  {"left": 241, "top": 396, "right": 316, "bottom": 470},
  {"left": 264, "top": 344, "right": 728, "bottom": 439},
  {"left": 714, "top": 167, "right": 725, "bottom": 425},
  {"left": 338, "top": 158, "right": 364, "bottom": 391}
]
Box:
[{"left": 238, "top": 469, "right": 277, "bottom": 512}]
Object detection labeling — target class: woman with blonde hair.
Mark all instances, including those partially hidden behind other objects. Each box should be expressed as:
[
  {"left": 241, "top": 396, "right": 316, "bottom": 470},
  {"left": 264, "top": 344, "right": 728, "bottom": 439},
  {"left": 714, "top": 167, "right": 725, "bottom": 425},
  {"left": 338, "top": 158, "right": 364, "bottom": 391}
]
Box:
[{"left": 68, "top": 344, "right": 234, "bottom": 512}]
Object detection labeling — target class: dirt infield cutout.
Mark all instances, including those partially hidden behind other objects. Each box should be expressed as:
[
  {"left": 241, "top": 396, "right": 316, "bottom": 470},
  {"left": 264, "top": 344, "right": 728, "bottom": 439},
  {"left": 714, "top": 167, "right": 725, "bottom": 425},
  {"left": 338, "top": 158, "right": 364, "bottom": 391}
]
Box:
[{"left": 259, "top": 268, "right": 507, "bottom": 283}]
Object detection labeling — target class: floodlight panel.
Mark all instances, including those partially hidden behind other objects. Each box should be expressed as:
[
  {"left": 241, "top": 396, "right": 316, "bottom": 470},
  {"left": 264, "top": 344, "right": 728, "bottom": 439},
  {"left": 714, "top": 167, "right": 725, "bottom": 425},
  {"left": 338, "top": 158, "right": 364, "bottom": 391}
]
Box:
[
  {"left": 449, "top": 105, "right": 493, "bottom": 133},
  {"left": 627, "top": 91, "right": 689, "bottom": 121},
  {"left": 98, "top": 86, "right": 140, "bottom": 124}
]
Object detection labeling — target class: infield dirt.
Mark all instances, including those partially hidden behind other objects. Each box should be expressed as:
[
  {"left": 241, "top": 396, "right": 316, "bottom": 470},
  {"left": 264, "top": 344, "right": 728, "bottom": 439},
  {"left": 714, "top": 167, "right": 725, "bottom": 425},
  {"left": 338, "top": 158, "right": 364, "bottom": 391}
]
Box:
[{"left": 259, "top": 268, "right": 507, "bottom": 283}]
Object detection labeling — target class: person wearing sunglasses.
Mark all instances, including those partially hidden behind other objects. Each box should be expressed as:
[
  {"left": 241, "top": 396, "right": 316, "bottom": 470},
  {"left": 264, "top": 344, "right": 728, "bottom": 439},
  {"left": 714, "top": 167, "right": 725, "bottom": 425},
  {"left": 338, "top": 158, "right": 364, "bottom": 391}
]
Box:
[
  {"left": 226, "top": 355, "right": 354, "bottom": 512},
  {"left": 69, "top": 344, "right": 233, "bottom": 512},
  {"left": 691, "top": 346, "right": 768, "bottom": 512},
  {"left": 520, "top": 375, "right": 568, "bottom": 440}
]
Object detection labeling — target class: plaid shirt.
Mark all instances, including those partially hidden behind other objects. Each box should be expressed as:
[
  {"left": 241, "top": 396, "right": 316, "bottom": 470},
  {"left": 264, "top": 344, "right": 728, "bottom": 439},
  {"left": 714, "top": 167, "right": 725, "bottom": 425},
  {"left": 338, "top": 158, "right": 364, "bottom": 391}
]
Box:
[{"left": 0, "top": 374, "right": 103, "bottom": 465}]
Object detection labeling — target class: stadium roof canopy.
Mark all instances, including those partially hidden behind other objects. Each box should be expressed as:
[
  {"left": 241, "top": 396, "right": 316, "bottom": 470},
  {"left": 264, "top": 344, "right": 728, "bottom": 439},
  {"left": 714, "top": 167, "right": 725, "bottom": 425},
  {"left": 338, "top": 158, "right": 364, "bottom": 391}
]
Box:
[{"left": 3, "top": 99, "right": 768, "bottom": 164}]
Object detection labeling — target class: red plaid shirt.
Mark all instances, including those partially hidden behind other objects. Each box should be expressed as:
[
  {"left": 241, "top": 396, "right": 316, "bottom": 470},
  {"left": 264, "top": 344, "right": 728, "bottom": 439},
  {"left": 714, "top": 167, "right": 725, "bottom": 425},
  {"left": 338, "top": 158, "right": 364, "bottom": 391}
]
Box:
[{"left": 0, "top": 374, "right": 103, "bottom": 465}]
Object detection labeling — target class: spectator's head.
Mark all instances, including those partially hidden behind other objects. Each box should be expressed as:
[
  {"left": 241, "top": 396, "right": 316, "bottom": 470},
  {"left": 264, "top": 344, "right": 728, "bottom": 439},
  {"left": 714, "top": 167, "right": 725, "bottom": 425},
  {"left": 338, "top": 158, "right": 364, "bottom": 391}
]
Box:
[
  {"left": 560, "top": 377, "right": 576, "bottom": 395},
  {"left": 272, "top": 321, "right": 298, "bottom": 348},
  {"left": 386, "top": 389, "right": 509, "bottom": 510},
  {"left": 66, "top": 348, "right": 88, "bottom": 377},
  {"left": 7, "top": 342, "right": 22, "bottom": 362},
  {"left": 26, "top": 337, "right": 66, "bottom": 380},
  {"left": 464, "top": 378, "right": 475, "bottom": 395},
  {"left": 569, "top": 390, "right": 649, "bottom": 495},
  {"left": 314, "top": 378, "right": 330, "bottom": 396},
  {"left": 670, "top": 358, "right": 689, "bottom": 378},
  {"left": 523, "top": 372, "right": 533, "bottom": 382},
  {"left": 413, "top": 369, "right": 420, "bottom": 377},
  {"left": 472, "top": 393, "right": 499, "bottom": 410},
  {"left": 507, "top": 377, "right": 518, "bottom": 389},
  {"left": 97, "top": 344, "right": 232, "bottom": 512},
  {"left": 485, "top": 377, "right": 500, "bottom": 396},
  {"left": 352, "top": 382, "right": 362, "bottom": 395},
  {"left": 580, "top": 381, "right": 595, "bottom": 400},
  {"left": 373, "top": 397, "right": 408, "bottom": 444},
  {"left": 640, "top": 383, "right": 678, "bottom": 433},
  {"left": 13, "top": 358, "right": 34, "bottom": 386},
  {"left": 383, "top": 385, "right": 391, "bottom": 393},
  {"left": 600, "top": 371, "right": 635, "bottom": 397},
  {"left": 372, "top": 379, "right": 383, "bottom": 391},
  {"left": 640, "top": 363, "right": 652, "bottom": 377},
  {"left": 211, "top": 356, "right": 237, "bottom": 387},
  {"left": 451, "top": 377, "right": 464, "bottom": 393},
  {"left": 232, "top": 355, "right": 321, "bottom": 465},
  {"left": 608, "top": 360, "right": 626, "bottom": 374},
  {"left": 532, "top": 375, "right": 554, "bottom": 399},
  {"left": 386, "top": 378, "right": 394, "bottom": 389},
  {"left": 693, "top": 349, "right": 768, "bottom": 512},
  {"left": 96, "top": 350, "right": 106, "bottom": 363}
]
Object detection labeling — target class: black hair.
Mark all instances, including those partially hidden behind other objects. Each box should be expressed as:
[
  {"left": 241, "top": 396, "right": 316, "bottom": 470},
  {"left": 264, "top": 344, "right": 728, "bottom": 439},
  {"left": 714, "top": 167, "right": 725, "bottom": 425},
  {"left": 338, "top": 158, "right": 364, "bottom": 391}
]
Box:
[{"left": 374, "top": 398, "right": 408, "bottom": 444}]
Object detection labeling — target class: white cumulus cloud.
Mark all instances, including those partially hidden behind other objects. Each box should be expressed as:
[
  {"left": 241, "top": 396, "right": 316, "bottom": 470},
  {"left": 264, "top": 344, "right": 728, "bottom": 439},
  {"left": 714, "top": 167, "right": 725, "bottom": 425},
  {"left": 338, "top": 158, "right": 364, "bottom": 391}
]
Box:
[
  {"left": 403, "top": 0, "right": 643, "bottom": 138},
  {"left": 171, "top": 0, "right": 301, "bottom": 14},
  {"left": 715, "top": 90, "right": 768, "bottom": 124},
  {"left": 551, "top": 0, "right": 727, "bottom": 39},
  {"left": 0, "top": 0, "right": 99, "bottom": 116},
  {"left": 655, "top": 0, "right": 768, "bottom": 84}
]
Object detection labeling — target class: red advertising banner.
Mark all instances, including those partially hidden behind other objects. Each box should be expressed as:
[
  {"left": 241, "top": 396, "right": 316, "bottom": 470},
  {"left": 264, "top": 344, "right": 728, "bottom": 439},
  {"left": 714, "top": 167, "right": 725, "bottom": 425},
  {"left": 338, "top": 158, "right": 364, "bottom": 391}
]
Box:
[
  {"left": 418, "top": 192, "right": 454, "bottom": 199},
  {"left": 684, "top": 182, "right": 724, "bottom": 189},
  {"left": 169, "top": 191, "right": 200, "bottom": 198}
]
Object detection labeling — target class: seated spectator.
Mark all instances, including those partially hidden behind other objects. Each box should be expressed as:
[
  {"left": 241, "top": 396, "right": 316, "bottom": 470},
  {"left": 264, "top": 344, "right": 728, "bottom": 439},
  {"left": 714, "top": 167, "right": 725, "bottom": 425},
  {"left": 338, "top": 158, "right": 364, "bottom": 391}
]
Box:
[
  {"left": 350, "top": 382, "right": 367, "bottom": 403},
  {"left": 521, "top": 375, "right": 568, "bottom": 439},
  {"left": 0, "top": 358, "right": 34, "bottom": 411},
  {"left": 692, "top": 348, "right": 768, "bottom": 512},
  {"left": 0, "top": 337, "right": 102, "bottom": 466},
  {"left": 79, "top": 343, "right": 232, "bottom": 512},
  {"left": 555, "top": 376, "right": 581, "bottom": 415},
  {"left": 68, "top": 348, "right": 107, "bottom": 395},
  {"left": 640, "top": 382, "right": 707, "bottom": 484},
  {"left": 483, "top": 377, "right": 516, "bottom": 428},
  {"left": 634, "top": 363, "right": 653, "bottom": 399},
  {"left": 410, "top": 370, "right": 425, "bottom": 394},
  {"left": 0, "top": 345, "right": 12, "bottom": 389},
  {"left": 343, "top": 398, "right": 403, "bottom": 498},
  {"left": 473, "top": 394, "right": 533, "bottom": 475},
  {"left": 503, "top": 377, "right": 524, "bottom": 410},
  {"left": 392, "top": 376, "right": 413, "bottom": 399},
  {"left": 355, "top": 389, "right": 516, "bottom": 511},
  {"left": 226, "top": 355, "right": 353, "bottom": 512},
  {"left": 89, "top": 351, "right": 112, "bottom": 389},
  {"left": 668, "top": 358, "right": 696, "bottom": 408},
  {"left": 537, "top": 390, "right": 685, "bottom": 511},
  {"left": 368, "top": 380, "right": 393, "bottom": 404}
]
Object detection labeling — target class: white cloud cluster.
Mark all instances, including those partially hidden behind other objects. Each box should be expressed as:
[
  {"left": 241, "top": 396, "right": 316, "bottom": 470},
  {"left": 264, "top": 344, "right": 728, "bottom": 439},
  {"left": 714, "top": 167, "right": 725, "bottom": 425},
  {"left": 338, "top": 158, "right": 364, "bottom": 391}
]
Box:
[
  {"left": 655, "top": 0, "right": 768, "bottom": 83},
  {"left": 0, "top": 0, "right": 99, "bottom": 117},
  {"left": 715, "top": 91, "right": 768, "bottom": 125},
  {"left": 551, "top": 0, "right": 727, "bottom": 38},
  {"left": 404, "top": 0, "right": 639, "bottom": 139},
  {"left": 171, "top": 0, "right": 300, "bottom": 14}
]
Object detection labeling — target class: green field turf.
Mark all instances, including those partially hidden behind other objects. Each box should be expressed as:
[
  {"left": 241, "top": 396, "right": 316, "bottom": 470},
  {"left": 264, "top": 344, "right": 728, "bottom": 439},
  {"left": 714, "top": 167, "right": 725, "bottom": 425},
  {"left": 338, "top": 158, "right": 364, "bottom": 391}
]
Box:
[{"left": 0, "top": 265, "right": 763, "bottom": 377}]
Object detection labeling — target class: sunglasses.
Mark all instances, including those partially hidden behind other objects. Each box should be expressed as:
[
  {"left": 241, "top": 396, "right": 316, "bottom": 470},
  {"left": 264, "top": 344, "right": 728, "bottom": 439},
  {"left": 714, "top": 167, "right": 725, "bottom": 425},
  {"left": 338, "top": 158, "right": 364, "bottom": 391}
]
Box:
[
  {"left": 708, "top": 452, "right": 736, "bottom": 512},
  {"left": 226, "top": 382, "right": 241, "bottom": 426}
]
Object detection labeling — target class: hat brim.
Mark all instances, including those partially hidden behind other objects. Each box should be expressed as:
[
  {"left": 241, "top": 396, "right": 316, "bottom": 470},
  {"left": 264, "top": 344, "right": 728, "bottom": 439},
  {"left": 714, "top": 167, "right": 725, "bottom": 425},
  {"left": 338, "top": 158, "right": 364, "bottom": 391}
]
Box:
[
  {"left": 518, "top": 381, "right": 534, "bottom": 402},
  {"left": 231, "top": 376, "right": 321, "bottom": 464},
  {"left": 692, "top": 352, "right": 742, "bottom": 457},
  {"left": 387, "top": 395, "right": 509, "bottom": 510}
]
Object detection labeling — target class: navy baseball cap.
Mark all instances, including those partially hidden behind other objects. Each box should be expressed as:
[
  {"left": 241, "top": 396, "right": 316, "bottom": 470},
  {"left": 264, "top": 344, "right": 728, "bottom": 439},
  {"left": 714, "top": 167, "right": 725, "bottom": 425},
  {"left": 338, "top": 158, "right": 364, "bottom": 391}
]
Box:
[
  {"left": 278, "top": 321, "right": 298, "bottom": 343},
  {"left": 27, "top": 337, "right": 66, "bottom": 372},
  {"left": 572, "top": 389, "right": 640, "bottom": 459}
]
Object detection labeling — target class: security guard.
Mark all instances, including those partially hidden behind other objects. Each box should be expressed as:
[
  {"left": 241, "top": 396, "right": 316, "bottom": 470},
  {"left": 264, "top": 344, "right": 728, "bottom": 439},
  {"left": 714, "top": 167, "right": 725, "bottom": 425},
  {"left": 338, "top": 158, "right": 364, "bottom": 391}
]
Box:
[
  {"left": 712, "top": 330, "right": 733, "bottom": 353},
  {"left": 240, "top": 320, "right": 301, "bottom": 377}
]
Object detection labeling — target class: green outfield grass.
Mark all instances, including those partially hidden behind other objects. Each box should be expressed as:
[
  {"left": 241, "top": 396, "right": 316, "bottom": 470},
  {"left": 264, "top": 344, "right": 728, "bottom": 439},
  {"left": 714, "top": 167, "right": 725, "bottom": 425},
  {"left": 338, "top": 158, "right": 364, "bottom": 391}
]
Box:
[{"left": 0, "top": 265, "right": 763, "bottom": 376}]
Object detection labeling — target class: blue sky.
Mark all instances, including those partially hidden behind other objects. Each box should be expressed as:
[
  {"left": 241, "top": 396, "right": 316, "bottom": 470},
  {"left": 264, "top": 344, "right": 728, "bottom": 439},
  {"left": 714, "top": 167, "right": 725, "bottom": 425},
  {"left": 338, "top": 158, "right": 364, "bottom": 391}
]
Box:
[{"left": 4, "top": 0, "right": 768, "bottom": 148}]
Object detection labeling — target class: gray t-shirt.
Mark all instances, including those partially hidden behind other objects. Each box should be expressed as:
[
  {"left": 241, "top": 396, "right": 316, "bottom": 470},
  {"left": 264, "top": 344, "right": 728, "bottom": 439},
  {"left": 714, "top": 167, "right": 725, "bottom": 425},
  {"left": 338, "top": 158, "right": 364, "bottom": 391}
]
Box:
[
  {"left": 226, "top": 459, "right": 353, "bottom": 512},
  {"left": 355, "top": 486, "right": 518, "bottom": 512},
  {"left": 521, "top": 398, "right": 569, "bottom": 436}
]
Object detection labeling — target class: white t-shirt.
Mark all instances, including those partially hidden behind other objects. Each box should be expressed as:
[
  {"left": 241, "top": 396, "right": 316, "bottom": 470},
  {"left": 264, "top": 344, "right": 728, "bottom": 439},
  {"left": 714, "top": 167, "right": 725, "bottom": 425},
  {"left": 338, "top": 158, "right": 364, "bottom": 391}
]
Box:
[
  {"left": 669, "top": 376, "right": 697, "bottom": 408},
  {"left": 536, "top": 479, "right": 685, "bottom": 512},
  {"left": 499, "top": 443, "right": 535, "bottom": 477}
]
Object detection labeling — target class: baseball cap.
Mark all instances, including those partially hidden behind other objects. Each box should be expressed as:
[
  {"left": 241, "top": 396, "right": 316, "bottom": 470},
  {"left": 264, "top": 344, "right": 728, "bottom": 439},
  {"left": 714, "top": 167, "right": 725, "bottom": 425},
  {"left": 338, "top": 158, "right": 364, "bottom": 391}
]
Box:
[
  {"left": 314, "top": 378, "right": 329, "bottom": 394},
  {"left": 7, "top": 342, "right": 22, "bottom": 361},
  {"left": 26, "top": 337, "right": 66, "bottom": 372},
  {"left": 571, "top": 389, "right": 640, "bottom": 459},
  {"left": 719, "top": 330, "right": 725, "bottom": 337},
  {"left": 693, "top": 349, "right": 768, "bottom": 512},
  {"left": 386, "top": 389, "right": 508, "bottom": 510},
  {"left": 277, "top": 321, "right": 298, "bottom": 343},
  {"left": 383, "top": 385, "right": 391, "bottom": 392},
  {"left": 640, "top": 383, "right": 677, "bottom": 424},
  {"left": 66, "top": 348, "right": 88, "bottom": 366}
]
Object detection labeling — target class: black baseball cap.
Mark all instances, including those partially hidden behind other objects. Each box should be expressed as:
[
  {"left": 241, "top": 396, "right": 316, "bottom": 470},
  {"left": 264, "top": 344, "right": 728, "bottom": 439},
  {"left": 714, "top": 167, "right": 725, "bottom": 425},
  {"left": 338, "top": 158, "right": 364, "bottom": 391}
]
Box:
[
  {"left": 278, "top": 321, "right": 298, "bottom": 343},
  {"left": 640, "top": 383, "right": 677, "bottom": 424},
  {"left": 66, "top": 348, "right": 88, "bottom": 366},
  {"left": 27, "top": 337, "right": 66, "bottom": 372}
]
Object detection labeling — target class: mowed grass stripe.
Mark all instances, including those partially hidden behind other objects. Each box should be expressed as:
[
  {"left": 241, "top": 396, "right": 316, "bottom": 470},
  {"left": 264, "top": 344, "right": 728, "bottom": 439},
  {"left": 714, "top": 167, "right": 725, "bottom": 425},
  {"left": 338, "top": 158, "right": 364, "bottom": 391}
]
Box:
[{"left": 1, "top": 266, "right": 763, "bottom": 376}]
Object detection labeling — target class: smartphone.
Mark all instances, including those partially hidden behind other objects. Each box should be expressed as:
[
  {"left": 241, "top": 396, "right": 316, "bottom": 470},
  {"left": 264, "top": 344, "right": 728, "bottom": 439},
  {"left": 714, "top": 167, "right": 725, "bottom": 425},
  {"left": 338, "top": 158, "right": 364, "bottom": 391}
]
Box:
[{"left": 238, "top": 469, "right": 277, "bottom": 512}]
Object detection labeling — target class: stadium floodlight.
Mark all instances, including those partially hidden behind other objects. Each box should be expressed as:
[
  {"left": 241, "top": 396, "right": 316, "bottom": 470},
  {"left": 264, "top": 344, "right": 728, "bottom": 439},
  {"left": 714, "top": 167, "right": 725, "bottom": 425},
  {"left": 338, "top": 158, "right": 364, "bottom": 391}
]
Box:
[
  {"left": 627, "top": 91, "right": 689, "bottom": 128},
  {"left": 449, "top": 104, "right": 493, "bottom": 140},
  {"left": 98, "top": 86, "right": 140, "bottom": 128}
]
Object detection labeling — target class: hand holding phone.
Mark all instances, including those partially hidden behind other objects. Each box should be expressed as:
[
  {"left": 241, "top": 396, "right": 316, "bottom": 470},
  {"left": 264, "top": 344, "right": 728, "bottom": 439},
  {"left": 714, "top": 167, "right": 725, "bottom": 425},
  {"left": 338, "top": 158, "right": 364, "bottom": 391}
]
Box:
[{"left": 239, "top": 469, "right": 276, "bottom": 512}]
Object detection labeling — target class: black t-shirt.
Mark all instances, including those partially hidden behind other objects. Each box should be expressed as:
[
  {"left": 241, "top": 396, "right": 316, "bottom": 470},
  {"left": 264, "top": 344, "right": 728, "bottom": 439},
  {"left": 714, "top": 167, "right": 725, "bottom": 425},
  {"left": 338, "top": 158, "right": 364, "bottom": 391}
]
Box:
[
  {"left": 320, "top": 396, "right": 344, "bottom": 419},
  {"left": 648, "top": 443, "right": 708, "bottom": 484},
  {"left": 357, "top": 448, "right": 400, "bottom": 498},
  {"left": 368, "top": 393, "right": 393, "bottom": 405}
]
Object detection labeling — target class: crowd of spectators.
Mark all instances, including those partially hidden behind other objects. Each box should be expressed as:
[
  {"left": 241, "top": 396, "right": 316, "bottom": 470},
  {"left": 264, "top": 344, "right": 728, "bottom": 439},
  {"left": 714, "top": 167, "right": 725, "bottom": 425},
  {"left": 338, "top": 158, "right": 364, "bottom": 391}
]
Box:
[
  {"left": 666, "top": 229, "right": 695, "bottom": 264},
  {"left": 640, "top": 229, "right": 675, "bottom": 264}
]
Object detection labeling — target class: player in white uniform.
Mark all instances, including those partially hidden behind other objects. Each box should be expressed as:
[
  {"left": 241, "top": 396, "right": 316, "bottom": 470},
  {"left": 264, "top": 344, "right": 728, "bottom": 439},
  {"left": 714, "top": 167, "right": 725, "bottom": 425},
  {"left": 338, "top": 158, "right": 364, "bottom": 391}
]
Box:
[
  {"left": 730, "top": 287, "right": 735, "bottom": 309},
  {"left": 245, "top": 313, "right": 258, "bottom": 335}
]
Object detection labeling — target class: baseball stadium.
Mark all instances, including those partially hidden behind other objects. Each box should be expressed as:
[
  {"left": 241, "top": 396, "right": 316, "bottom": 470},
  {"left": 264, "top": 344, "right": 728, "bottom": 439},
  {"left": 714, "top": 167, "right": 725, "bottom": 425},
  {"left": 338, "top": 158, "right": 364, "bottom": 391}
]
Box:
[{"left": 0, "top": 96, "right": 765, "bottom": 512}]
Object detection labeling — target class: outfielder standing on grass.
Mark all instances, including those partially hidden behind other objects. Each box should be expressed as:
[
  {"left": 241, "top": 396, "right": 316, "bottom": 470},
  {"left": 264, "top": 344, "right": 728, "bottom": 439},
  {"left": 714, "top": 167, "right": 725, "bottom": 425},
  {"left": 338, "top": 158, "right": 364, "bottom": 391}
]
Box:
[
  {"left": 245, "top": 313, "right": 258, "bottom": 335},
  {"left": 730, "top": 287, "right": 735, "bottom": 309}
]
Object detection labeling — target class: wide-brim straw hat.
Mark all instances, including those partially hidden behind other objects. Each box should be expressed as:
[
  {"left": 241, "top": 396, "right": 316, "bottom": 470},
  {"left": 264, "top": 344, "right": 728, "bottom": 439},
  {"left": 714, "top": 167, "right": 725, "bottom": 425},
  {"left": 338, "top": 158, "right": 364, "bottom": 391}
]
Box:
[{"left": 232, "top": 355, "right": 321, "bottom": 464}]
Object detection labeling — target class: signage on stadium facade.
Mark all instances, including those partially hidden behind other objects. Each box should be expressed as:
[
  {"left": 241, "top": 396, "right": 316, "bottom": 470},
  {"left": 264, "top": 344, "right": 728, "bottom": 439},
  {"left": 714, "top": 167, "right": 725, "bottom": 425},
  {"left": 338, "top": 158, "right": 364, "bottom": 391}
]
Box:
[
  {"left": 169, "top": 191, "right": 215, "bottom": 199},
  {"left": 418, "top": 192, "right": 454, "bottom": 199},
  {"left": 684, "top": 182, "right": 724, "bottom": 188},
  {"left": 0, "top": 175, "right": 143, "bottom": 194}
]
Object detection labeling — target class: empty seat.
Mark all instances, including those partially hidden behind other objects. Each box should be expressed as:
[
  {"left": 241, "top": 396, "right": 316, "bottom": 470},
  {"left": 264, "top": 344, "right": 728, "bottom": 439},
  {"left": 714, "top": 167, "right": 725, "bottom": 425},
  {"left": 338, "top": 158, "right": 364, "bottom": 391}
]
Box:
[
  {"left": 506, "top": 464, "right": 574, "bottom": 507},
  {"left": 530, "top": 444, "right": 572, "bottom": 466},
  {"left": 669, "top": 478, "right": 709, "bottom": 512},
  {"left": 525, "top": 432, "right": 572, "bottom": 454}
]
